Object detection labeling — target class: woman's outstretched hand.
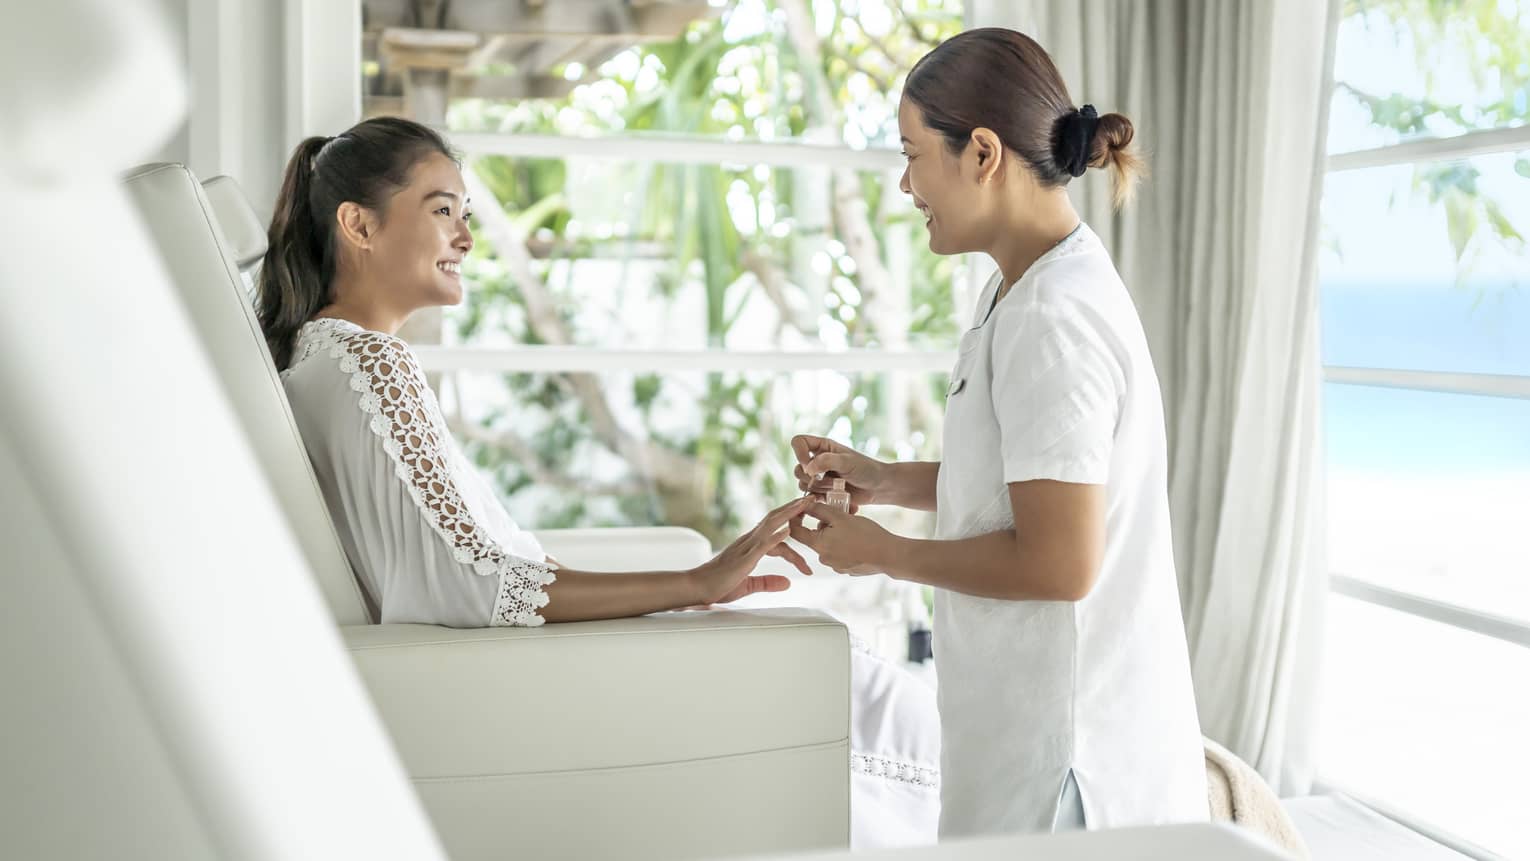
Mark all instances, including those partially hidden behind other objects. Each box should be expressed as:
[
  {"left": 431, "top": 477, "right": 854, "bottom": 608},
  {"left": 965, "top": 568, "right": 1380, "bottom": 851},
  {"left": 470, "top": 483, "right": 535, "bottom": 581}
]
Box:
[
  {"left": 791, "top": 434, "right": 888, "bottom": 513},
  {"left": 688, "top": 497, "right": 814, "bottom": 606}
]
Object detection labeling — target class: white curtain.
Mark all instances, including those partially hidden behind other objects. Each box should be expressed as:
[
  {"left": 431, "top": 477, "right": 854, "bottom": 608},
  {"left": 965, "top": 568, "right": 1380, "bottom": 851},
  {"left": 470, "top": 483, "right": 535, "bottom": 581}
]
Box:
[{"left": 966, "top": 0, "right": 1341, "bottom": 795}]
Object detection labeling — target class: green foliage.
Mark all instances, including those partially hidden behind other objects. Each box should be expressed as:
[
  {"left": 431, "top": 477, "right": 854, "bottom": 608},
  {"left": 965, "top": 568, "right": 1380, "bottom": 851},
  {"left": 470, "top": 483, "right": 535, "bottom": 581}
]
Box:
[
  {"left": 446, "top": 0, "right": 1524, "bottom": 539},
  {"left": 445, "top": 1, "right": 963, "bottom": 541},
  {"left": 1335, "top": 0, "right": 1530, "bottom": 279}
]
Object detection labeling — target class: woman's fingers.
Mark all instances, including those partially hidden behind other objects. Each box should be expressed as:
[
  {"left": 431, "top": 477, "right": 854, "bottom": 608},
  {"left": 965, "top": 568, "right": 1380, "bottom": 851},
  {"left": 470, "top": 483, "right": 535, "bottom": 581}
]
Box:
[
  {"left": 760, "top": 496, "right": 811, "bottom": 531},
  {"left": 804, "top": 451, "right": 853, "bottom": 479},
  {"left": 767, "top": 542, "right": 812, "bottom": 576},
  {"left": 804, "top": 501, "right": 847, "bottom": 526},
  {"left": 758, "top": 522, "right": 791, "bottom": 554},
  {"left": 791, "top": 434, "right": 829, "bottom": 466},
  {"left": 789, "top": 517, "right": 822, "bottom": 550},
  {"left": 739, "top": 510, "right": 798, "bottom": 559},
  {"left": 748, "top": 574, "right": 791, "bottom": 594},
  {"left": 795, "top": 463, "right": 812, "bottom": 491},
  {"left": 806, "top": 476, "right": 847, "bottom": 494},
  {"left": 714, "top": 574, "right": 792, "bottom": 605}
]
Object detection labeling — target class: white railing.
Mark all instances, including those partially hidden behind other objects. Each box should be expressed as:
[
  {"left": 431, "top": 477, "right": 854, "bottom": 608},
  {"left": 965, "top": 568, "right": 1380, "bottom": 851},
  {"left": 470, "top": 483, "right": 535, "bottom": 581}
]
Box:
[
  {"left": 449, "top": 129, "right": 903, "bottom": 171},
  {"left": 414, "top": 345, "right": 954, "bottom": 374}
]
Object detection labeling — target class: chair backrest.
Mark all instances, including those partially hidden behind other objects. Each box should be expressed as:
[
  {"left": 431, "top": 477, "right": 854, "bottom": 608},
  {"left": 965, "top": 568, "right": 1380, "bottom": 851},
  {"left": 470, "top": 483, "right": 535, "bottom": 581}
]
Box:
[{"left": 123, "top": 163, "right": 372, "bottom": 626}]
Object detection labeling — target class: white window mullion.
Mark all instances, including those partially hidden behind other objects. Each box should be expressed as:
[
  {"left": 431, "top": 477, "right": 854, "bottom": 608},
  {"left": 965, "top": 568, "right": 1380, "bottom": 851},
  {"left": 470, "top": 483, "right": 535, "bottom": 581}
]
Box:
[
  {"left": 413, "top": 346, "right": 957, "bottom": 374},
  {"left": 1310, "top": 781, "right": 1502, "bottom": 861},
  {"left": 1331, "top": 574, "right": 1530, "bottom": 650},
  {"left": 448, "top": 130, "right": 904, "bottom": 172},
  {"left": 1327, "top": 123, "right": 1530, "bottom": 173},
  {"left": 1324, "top": 366, "right": 1530, "bottom": 400}
]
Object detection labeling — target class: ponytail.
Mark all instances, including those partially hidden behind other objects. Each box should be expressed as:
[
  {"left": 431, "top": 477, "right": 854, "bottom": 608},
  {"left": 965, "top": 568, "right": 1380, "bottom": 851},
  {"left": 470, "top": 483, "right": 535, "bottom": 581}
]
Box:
[
  {"left": 257, "top": 136, "right": 332, "bottom": 370},
  {"left": 255, "top": 117, "right": 455, "bottom": 370}
]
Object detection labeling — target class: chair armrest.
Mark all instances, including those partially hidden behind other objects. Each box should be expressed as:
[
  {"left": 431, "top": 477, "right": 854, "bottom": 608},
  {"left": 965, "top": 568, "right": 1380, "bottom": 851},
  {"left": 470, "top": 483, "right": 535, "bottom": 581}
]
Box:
[
  {"left": 341, "top": 608, "right": 848, "bottom": 776},
  {"left": 532, "top": 526, "right": 713, "bottom": 572},
  {"left": 342, "top": 608, "right": 851, "bottom": 860}
]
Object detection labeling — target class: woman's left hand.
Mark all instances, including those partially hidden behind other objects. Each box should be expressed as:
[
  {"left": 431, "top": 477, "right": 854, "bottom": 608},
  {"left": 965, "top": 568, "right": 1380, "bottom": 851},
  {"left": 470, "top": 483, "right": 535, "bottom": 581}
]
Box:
[
  {"left": 688, "top": 497, "right": 813, "bottom": 606},
  {"left": 789, "top": 502, "right": 897, "bottom": 576}
]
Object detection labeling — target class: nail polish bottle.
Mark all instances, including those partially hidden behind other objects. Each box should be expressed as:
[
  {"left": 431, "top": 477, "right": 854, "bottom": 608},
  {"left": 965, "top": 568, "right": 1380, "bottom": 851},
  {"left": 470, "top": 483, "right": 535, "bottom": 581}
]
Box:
[{"left": 825, "top": 477, "right": 852, "bottom": 513}]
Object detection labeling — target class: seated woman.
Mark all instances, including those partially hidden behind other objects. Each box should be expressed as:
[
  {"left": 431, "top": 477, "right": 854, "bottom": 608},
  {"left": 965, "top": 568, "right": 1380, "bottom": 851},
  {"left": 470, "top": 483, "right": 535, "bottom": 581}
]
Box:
[{"left": 258, "top": 116, "right": 938, "bottom": 849}]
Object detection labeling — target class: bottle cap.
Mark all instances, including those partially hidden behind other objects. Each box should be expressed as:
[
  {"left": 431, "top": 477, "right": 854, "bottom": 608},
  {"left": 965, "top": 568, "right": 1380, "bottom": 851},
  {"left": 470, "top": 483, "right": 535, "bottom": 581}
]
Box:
[{"left": 831, "top": 477, "right": 846, "bottom": 492}]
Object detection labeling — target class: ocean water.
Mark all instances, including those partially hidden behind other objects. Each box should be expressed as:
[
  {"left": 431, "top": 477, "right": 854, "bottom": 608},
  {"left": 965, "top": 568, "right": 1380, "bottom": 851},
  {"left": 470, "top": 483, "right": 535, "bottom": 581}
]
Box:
[{"left": 1321, "top": 280, "right": 1530, "bottom": 474}]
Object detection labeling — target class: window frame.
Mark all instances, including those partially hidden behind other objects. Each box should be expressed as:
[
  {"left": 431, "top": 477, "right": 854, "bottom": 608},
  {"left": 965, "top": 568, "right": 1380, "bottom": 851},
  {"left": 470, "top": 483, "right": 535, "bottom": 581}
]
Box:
[
  {"left": 1319, "top": 122, "right": 1530, "bottom": 647},
  {"left": 1316, "top": 29, "right": 1530, "bottom": 860}
]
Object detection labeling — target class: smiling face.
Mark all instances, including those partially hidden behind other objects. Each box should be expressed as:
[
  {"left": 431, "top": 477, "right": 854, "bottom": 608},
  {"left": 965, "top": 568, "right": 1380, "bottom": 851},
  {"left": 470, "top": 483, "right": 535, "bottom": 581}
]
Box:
[
  {"left": 362, "top": 151, "right": 474, "bottom": 311},
  {"left": 897, "top": 96, "right": 990, "bottom": 256}
]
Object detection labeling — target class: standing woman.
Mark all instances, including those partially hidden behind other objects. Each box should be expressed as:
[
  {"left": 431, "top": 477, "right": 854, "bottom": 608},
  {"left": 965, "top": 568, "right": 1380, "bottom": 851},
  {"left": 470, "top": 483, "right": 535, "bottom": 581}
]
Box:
[{"left": 791, "top": 28, "right": 1207, "bottom": 837}]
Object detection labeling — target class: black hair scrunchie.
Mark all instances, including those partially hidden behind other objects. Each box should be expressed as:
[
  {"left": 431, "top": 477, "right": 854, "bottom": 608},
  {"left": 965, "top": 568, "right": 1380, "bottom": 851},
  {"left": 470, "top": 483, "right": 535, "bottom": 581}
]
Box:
[{"left": 1056, "top": 104, "right": 1099, "bottom": 178}]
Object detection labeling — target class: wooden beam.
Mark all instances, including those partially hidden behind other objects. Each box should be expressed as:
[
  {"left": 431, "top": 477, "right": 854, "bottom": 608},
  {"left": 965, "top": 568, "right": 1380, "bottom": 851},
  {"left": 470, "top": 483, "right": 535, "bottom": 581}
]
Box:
[
  {"left": 379, "top": 27, "right": 481, "bottom": 71},
  {"left": 362, "top": 94, "right": 404, "bottom": 118},
  {"left": 447, "top": 74, "right": 576, "bottom": 101},
  {"left": 363, "top": 1, "right": 717, "bottom": 41}
]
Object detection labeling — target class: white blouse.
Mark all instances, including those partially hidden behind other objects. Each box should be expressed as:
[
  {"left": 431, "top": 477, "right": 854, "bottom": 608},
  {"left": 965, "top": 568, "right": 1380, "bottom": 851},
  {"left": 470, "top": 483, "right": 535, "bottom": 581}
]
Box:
[
  {"left": 281, "top": 318, "right": 556, "bottom": 627},
  {"left": 933, "top": 225, "right": 1207, "bottom": 837}
]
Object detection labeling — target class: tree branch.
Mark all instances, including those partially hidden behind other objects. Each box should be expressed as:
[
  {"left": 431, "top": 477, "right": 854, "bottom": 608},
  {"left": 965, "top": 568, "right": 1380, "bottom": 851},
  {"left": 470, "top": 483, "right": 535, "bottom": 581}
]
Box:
[
  {"left": 781, "top": 0, "right": 892, "bottom": 347},
  {"left": 740, "top": 247, "right": 818, "bottom": 336},
  {"left": 463, "top": 163, "right": 709, "bottom": 495},
  {"left": 782, "top": 0, "right": 945, "bottom": 459},
  {"left": 889, "top": 5, "right": 943, "bottom": 50},
  {"left": 445, "top": 414, "right": 649, "bottom": 497},
  {"left": 839, "top": 54, "right": 894, "bottom": 94}
]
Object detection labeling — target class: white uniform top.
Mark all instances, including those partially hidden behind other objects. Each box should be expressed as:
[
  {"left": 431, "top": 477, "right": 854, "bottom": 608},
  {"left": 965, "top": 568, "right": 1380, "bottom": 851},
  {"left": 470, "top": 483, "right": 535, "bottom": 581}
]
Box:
[{"left": 933, "top": 224, "right": 1207, "bottom": 838}]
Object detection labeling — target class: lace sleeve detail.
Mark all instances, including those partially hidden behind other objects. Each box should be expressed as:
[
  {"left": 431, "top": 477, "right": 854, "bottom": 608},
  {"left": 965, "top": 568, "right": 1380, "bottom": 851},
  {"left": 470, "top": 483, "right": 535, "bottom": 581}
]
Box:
[{"left": 334, "top": 331, "right": 556, "bottom": 626}]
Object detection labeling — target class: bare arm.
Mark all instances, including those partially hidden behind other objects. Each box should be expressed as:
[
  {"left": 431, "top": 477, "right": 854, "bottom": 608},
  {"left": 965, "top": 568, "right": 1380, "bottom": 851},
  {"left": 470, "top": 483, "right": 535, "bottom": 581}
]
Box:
[
  {"left": 536, "top": 569, "right": 705, "bottom": 623},
  {"left": 877, "top": 461, "right": 941, "bottom": 512},
  {"left": 539, "top": 496, "right": 812, "bottom": 622},
  {"left": 793, "top": 480, "right": 1105, "bottom": 602}
]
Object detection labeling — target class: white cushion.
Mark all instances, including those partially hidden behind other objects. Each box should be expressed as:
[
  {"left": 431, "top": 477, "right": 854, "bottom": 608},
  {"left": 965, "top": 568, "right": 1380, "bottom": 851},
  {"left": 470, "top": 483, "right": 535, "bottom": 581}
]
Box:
[
  {"left": 201, "top": 174, "right": 268, "bottom": 270},
  {"left": 343, "top": 608, "right": 851, "bottom": 860}
]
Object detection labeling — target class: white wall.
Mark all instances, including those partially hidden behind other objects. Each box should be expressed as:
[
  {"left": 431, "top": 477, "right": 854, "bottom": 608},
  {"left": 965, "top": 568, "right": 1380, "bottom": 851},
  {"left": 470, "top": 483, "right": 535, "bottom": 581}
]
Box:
[
  {"left": 148, "top": 0, "right": 192, "bottom": 167},
  {"left": 148, "top": 0, "right": 359, "bottom": 222}
]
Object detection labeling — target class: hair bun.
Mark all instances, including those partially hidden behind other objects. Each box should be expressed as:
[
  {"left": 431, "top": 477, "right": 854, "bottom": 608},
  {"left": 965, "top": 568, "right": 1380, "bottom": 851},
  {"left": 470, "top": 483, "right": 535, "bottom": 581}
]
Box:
[{"left": 1053, "top": 104, "right": 1099, "bottom": 178}]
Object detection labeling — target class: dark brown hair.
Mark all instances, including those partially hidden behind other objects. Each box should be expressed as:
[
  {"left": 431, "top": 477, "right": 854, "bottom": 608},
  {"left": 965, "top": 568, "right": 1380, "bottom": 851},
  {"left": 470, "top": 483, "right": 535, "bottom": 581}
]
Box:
[
  {"left": 903, "top": 28, "right": 1143, "bottom": 209},
  {"left": 256, "top": 117, "right": 455, "bottom": 370}
]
